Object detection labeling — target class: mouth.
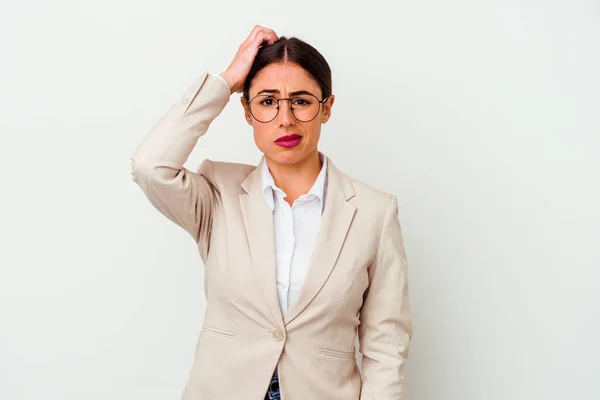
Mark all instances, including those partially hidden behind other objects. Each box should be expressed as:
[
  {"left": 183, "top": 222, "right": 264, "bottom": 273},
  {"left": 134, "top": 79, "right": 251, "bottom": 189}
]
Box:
[{"left": 274, "top": 133, "right": 303, "bottom": 148}]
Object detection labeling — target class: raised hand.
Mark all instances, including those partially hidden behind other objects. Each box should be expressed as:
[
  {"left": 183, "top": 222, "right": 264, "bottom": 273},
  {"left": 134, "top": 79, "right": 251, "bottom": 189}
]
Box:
[{"left": 219, "top": 25, "right": 279, "bottom": 94}]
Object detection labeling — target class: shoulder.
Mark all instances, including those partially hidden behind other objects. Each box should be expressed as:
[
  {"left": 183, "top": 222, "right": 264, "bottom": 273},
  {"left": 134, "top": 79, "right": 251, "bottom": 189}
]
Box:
[
  {"left": 348, "top": 176, "right": 397, "bottom": 223},
  {"left": 328, "top": 160, "right": 399, "bottom": 233},
  {"left": 196, "top": 159, "right": 256, "bottom": 188},
  {"left": 349, "top": 177, "right": 395, "bottom": 205},
  {"left": 330, "top": 159, "right": 396, "bottom": 212}
]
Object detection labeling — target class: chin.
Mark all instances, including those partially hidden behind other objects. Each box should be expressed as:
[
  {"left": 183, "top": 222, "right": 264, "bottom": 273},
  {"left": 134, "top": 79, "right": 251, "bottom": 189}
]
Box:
[{"left": 266, "top": 148, "right": 308, "bottom": 165}]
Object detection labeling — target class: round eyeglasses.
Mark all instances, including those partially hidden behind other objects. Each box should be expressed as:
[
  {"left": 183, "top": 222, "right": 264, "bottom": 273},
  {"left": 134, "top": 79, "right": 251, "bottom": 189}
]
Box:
[{"left": 245, "top": 93, "right": 329, "bottom": 123}]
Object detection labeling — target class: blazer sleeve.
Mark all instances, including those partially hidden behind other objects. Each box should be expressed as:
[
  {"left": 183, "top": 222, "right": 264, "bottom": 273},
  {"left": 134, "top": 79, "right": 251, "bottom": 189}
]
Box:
[
  {"left": 358, "top": 195, "right": 413, "bottom": 399},
  {"left": 129, "top": 71, "right": 230, "bottom": 252}
]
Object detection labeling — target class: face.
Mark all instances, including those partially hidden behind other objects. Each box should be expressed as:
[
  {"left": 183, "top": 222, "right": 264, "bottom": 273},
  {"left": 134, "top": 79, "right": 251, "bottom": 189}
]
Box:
[{"left": 240, "top": 62, "right": 335, "bottom": 167}]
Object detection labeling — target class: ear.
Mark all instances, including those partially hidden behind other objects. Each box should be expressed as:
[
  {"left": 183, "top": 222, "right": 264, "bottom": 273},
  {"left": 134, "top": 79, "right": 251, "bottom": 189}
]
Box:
[
  {"left": 321, "top": 94, "right": 335, "bottom": 124},
  {"left": 240, "top": 96, "right": 253, "bottom": 125}
]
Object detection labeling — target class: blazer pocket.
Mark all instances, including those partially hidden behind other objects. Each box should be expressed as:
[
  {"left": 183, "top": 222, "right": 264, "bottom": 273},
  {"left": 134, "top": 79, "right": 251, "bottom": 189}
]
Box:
[
  {"left": 321, "top": 348, "right": 356, "bottom": 359},
  {"left": 201, "top": 324, "right": 236, "bottom": 339}
]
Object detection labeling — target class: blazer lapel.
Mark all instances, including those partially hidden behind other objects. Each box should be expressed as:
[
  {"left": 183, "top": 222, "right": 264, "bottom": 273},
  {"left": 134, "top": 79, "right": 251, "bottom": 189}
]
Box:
[
  {"left": 283, "top": 158, "right": 356, "bottom": 326},
  {"left": 239, "top": 158, "right": 285, "bottom": 330}
]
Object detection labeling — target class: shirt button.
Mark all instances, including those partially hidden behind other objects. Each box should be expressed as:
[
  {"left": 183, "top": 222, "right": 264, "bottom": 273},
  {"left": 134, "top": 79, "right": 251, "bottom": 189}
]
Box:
[
  {"left": 272, "top": 329, "right": 284, "bottom": 341},
  {"left": 181, "top": 98, "right": 190, "bottom": 105}
]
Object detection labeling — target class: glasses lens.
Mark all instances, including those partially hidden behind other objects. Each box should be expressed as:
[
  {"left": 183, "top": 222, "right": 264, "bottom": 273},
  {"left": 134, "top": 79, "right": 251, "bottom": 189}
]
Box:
[
  {"left": 250, "top": 94, "right": 321, "bottom": 122},
  {"left": 290, "top": 95, "right": 320, "bottom": 122},
  {"left": 250, "top": 95, "right": 278, "bottom": 122}
]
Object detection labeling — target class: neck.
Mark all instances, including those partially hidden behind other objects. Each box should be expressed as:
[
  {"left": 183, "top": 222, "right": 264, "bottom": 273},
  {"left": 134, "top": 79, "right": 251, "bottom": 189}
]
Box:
[{"left": 266, "top": 150, "right": 322, "bottom": 204}]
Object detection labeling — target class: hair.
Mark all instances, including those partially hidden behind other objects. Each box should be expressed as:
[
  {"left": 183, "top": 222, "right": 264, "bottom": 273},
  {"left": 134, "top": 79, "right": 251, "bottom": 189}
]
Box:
[{"left": 243, "top": 36, "right": 332, "bottom": 101}]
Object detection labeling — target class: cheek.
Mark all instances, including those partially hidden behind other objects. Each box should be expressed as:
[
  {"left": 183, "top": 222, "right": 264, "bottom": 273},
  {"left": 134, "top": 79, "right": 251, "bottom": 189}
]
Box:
[
  {"left": 252, "top": 127, "right": 271, "bottom": 150},
  {"left": 304, "top": 123, "right": 322, "bottom": 144}
]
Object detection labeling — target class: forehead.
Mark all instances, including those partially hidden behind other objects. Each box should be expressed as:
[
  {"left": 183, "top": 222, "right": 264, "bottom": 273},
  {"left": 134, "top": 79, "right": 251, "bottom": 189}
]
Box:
[{"left": 250, "top": 62, "right": 321, "bottom": 97}]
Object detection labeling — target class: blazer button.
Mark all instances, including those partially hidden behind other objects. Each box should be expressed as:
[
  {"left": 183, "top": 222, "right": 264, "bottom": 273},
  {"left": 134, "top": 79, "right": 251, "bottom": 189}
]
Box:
[{"left": 272, "top": 329, "right": 284, "bottom": 341}]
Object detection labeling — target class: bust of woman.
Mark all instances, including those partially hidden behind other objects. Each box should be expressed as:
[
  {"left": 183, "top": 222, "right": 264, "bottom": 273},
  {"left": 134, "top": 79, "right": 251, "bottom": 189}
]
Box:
[{"left": 131, "top": 25, "right": 412, "bottom": 400}]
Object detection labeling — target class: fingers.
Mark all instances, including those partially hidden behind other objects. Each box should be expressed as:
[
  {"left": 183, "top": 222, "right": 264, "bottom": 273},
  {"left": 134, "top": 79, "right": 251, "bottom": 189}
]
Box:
[
  {"left": 223, "top": 26, "right": 278, "bottom": 93},
  {"left": 247, "top": 25, "right": 278, "bottom": 48},
  {"left": 247, "top": 25, "right": 264, "bottom": 44}
]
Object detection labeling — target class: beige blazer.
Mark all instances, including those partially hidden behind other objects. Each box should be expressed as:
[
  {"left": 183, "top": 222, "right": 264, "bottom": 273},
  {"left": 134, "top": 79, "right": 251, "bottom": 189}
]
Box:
[{"left": 130, "top": 71, "right": 412, "bottom": 400}]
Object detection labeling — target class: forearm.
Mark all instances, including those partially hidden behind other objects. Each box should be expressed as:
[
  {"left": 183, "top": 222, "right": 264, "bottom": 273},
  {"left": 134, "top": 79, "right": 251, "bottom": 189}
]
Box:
[
  {"left": 130, "top": 71, "right": 230, "bottom": 177},
  {"left": 359, "top": 309, "right": 411, "bottom": 399}
]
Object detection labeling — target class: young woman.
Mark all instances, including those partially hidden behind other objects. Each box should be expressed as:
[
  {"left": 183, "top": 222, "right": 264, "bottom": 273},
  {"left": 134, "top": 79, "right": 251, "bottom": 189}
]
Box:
[{"left": 130, "top": 25, "right": 412, "bottom": 400}]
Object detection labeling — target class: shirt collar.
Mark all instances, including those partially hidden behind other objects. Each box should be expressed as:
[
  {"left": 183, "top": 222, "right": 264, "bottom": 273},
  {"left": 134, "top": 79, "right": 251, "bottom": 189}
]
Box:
[{"left": 262, "top": 152, "right": 328, "bottom": 212}]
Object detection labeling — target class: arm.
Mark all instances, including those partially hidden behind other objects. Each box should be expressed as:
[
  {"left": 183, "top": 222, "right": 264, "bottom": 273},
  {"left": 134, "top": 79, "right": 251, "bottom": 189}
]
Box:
[
  {"left": 129, "top": 72, "right": 230, "bottom": 251},
  {"left": 358, "top": 195, "right": 413, "bottom": 399}
]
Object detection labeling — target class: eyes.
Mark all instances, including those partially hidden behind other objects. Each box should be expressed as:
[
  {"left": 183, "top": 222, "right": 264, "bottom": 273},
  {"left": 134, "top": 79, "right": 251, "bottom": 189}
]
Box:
[
  {"left": 259, "top": 96, "right": 313, "bottom": 108},
  {"left": 248, "top": 93, "right": 323, "bottom": 122}
]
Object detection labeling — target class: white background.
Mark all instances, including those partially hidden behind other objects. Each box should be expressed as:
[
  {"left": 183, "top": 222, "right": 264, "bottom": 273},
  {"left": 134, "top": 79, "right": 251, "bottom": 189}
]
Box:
[{"left": 1, "top": 1, "right": 599, "bottom": 399}]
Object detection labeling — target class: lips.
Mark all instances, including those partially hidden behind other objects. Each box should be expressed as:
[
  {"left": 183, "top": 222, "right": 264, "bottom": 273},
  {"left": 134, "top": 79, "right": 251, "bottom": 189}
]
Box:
[
  {"left": 275, "top": 134, "right": 302, "bottom": 142},
  {"left": 274, "top": 134, "right": 302, "bottom": 149}
]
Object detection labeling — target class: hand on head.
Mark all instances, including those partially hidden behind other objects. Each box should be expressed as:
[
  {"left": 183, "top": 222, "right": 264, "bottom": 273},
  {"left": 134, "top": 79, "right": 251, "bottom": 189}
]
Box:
[{"left": 220, "top": 25, "right": 279, "bottom": 94}]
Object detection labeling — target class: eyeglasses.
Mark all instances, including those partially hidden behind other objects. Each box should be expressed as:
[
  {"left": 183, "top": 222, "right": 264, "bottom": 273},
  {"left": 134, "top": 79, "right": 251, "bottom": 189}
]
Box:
[{"left": 245, "top": 93, "right": 329, "bottom": 123}]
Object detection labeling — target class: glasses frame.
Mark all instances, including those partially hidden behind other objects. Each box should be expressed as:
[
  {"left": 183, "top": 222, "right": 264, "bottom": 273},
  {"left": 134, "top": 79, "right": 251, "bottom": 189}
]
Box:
[{"left": 244, "top": 93, "right": 330, "bottom": 123}]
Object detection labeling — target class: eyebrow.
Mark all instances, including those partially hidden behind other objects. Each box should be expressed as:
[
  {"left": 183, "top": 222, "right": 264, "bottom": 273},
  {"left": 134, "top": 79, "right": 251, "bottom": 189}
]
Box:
[{"left": 256, "top": 89, "right": 317, "bottom": 97}]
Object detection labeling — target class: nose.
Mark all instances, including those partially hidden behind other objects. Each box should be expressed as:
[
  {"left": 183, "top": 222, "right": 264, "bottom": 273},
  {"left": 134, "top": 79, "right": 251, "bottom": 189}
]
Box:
[{"left": 277, "top": 99, "right": 295, "bottom": 126}]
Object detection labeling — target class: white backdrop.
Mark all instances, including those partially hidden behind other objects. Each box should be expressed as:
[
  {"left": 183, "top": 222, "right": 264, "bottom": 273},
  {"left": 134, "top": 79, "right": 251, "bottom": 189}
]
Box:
[{"left": 1, "top": 1, "right": 599, "bottom": 399}]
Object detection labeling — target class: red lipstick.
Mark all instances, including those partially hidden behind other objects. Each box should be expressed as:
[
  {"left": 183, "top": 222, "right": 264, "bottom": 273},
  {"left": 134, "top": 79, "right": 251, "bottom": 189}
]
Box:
[{"left": 274, "top": 134, "right": 302, "bottom": 148}]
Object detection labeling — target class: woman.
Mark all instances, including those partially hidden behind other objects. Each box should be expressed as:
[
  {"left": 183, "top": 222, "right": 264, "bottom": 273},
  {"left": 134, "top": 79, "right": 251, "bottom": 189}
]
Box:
[{"left": 130, "top": 25, "right": 412, "bottom": 400}]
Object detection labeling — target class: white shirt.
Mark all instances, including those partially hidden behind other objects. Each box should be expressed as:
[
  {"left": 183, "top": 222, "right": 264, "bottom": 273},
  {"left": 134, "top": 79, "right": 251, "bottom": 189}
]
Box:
[
  {"left": 211, "top": 72, "right": 329, "bottom": 316},
  {"left": 262, "top": 155, "right": 328, "bottom": 316}
]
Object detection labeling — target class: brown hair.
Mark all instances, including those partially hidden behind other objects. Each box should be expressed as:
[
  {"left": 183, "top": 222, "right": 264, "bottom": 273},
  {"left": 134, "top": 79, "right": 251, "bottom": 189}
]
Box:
[{"left": 243, "top": 36, "right": 332, "bottom": 101}]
